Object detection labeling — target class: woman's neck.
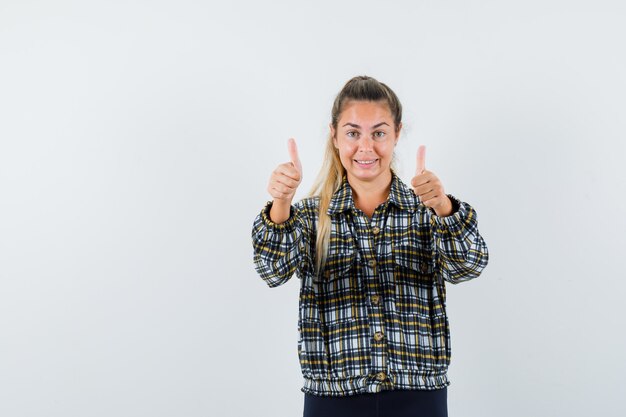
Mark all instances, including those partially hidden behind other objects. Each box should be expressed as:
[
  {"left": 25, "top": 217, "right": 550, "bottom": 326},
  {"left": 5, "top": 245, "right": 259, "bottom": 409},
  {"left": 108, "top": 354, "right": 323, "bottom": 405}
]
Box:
[{"left": 347, "top": 170, "right": 393, "bottom": 213}]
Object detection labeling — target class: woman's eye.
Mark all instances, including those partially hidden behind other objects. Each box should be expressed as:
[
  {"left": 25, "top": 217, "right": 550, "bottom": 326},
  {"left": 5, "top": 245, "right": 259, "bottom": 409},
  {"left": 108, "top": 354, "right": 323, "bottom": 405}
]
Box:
[
  {"left": 375, "top": 131, "right": 385, "bottom": 138},
  {"left": 347, "top": 131, "right": 358, "bottom": 138}
]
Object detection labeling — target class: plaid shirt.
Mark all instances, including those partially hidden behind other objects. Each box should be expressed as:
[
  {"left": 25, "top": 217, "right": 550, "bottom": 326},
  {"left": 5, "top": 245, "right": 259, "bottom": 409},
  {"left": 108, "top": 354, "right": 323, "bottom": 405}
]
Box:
[{"left": 251, "top": 171, "right": 489, "bottom": 397}]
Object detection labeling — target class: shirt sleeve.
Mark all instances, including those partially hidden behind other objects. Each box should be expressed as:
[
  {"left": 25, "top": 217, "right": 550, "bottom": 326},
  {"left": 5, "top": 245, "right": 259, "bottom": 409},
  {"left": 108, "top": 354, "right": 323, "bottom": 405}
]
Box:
[
  {"left": 427, "top": 194, "right": 489, "bottom": 285},
  {"left": 251, "top": 200, "right": 313, "bottom": 288}
]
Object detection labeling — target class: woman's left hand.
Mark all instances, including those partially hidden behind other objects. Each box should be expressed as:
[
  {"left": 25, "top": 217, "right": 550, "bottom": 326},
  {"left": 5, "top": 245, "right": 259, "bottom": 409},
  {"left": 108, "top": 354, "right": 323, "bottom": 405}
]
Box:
[{"left": 411, "top": 145, "right": 454, "bottom": 217}]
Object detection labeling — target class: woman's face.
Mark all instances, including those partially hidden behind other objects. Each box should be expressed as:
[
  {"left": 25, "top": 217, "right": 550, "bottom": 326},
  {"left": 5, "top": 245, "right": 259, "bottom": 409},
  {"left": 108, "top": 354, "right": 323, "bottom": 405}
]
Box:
[{"left": 331, "top": 100, "right": 400, "bottom": 184}]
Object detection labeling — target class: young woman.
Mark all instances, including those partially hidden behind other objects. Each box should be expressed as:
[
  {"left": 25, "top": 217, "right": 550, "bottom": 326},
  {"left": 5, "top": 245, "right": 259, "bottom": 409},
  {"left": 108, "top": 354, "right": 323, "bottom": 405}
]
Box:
[{"left": 251, "top": 75, "right": 489, "bottom": 417}]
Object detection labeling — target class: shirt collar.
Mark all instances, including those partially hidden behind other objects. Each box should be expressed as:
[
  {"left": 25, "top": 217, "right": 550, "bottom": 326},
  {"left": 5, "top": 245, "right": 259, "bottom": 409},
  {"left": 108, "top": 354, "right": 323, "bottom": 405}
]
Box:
[{"left": 326, "top": 170, "right": 418, "bottom": 216}]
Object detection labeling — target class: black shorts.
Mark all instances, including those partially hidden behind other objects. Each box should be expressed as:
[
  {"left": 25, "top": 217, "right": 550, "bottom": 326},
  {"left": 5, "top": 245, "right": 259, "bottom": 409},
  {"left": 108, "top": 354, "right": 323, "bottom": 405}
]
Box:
[{"left": 303, "top": 387, "right": 448, "bottom": 417}]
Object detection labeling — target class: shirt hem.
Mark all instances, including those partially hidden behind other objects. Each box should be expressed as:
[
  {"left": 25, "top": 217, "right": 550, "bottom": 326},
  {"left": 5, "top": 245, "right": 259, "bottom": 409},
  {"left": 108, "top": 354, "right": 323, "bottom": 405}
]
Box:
[{"left": 300, "top": 370, "right": 450, "bottom": 397}]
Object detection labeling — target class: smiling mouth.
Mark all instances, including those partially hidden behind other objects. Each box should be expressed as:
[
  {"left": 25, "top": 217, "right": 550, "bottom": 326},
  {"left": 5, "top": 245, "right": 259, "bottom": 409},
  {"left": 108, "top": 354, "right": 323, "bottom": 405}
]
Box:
[{"left": 354, "top": 159, "right": 379, "bottom": 164}]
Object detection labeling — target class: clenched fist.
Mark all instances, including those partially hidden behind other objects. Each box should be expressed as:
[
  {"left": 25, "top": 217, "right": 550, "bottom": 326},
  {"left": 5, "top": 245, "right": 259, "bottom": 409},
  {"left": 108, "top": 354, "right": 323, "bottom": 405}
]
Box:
[
  {"left": 411, "top": 145, "right": 454, "bottom": 217},
  {"left": 267, "top": 138, "right": 302, "bottom": 223}
]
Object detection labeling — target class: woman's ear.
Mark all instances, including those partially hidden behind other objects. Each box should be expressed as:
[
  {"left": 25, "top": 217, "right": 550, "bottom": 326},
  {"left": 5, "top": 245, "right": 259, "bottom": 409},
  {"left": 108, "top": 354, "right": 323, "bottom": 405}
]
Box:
[
  {"left": 330, "top": 123, "right": 338, "bottom": 148},
  {"left": 394, "top": 122, "right": 402, "bottom": 145}
]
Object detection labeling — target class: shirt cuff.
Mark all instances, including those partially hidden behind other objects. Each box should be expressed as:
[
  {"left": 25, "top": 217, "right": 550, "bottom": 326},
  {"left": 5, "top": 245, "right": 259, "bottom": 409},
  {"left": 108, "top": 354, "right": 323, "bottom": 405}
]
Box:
[
  {"left": 259, "top": 200, "right": 298, "bottom": 232},
  {"left": 430, "top": 194, "right": 467, "bottom": 228}
]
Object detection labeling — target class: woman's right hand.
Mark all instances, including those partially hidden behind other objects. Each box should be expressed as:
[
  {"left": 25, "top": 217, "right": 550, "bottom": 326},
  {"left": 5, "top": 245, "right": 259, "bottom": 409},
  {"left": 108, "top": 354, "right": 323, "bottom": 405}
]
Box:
[
  {"left": 268, "top": 138, "right": 302, "bottom": 202},
  {"left": 267, "top": 138, "right": 302, "bottom": 223}
]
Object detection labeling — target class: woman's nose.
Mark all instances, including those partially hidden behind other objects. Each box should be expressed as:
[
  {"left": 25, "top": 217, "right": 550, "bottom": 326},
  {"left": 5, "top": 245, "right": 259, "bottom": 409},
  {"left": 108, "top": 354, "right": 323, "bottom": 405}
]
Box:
[{"left": 357, "top": 135, "right": 375, "bottom": 151}]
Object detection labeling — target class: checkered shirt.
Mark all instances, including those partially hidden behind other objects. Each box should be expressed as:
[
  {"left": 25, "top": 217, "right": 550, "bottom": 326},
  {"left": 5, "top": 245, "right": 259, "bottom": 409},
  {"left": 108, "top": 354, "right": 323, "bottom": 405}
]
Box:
[{"left": 251, "top": 171, "right": 489, "bottom": 396}]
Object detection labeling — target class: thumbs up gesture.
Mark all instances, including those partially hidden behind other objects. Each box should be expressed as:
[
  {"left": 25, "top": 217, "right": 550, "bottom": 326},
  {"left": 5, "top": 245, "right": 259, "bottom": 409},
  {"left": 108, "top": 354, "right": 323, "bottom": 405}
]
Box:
[
  {"left": 411, "top": 145, "right": 454, "bottom": 217},
  {"left": 267, "top": 138, "right": 303, "bottom": 222}
]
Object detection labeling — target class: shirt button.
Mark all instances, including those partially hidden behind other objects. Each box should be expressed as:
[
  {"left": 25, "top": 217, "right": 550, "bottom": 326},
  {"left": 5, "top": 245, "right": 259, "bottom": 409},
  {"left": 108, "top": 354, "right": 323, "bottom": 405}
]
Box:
[
  {"left": 376, "top": 372, "right": 386, "bottom": 381},
  {"left": 372, "top": 226, "right": 380, "bottom": 235},
  {"left": 368, "top": 259, "right": 377, "bottom": 268},
  {"left": 420, "top": 263, "right": 429, "bottom": 273},
  {"left": 371, "top": 295, "right": 380, "bottom": 305},
  {"left": 374, "top": 331, "right": 384, "bottom": 341}
]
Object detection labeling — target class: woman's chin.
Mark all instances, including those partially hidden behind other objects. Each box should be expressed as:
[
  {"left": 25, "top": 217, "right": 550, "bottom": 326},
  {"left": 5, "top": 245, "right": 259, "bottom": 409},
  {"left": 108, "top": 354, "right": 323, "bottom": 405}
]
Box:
[{"left": 347, "top": 167, "right": 390, "bottom": 182}]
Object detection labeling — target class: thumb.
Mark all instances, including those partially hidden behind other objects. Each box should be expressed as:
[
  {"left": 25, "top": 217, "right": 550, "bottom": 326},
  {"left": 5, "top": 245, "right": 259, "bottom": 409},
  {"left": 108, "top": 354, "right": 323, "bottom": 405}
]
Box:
[
  {"left": 415, "top": 145, "right": 426, "bottom": 175},
  {"left": 287, "top": 138, "right": 302, "bottom": 173}
]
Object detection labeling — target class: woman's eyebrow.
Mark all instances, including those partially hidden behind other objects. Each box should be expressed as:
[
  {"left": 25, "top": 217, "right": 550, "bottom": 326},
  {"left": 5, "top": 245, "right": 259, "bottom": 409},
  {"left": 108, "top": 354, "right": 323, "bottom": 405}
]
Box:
[{"left": 342, "top": 122, "right": 390, "bottom": 128}]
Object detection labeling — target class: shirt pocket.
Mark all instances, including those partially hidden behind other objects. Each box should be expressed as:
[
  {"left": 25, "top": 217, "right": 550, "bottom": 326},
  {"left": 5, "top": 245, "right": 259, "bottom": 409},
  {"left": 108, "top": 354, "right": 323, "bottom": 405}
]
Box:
[
  {"left": 297, "top": 319, "right": 329, "bottom": 378},
  {"left": 393, "top": 243, "right": 434, "bottom": 277},
  {"left": 324, "top": 316, "right": 371, "bottom": 379},
  {"left": 389, "top": 311, "right": 451, "bottom": 371},
  {"left": 317, "top": 248, "right": 364, "bottom": 326},
  {"left": 322, "top": 247, "right": 357, "bottom": 280},
  {"left": 392, "top": 243, "right": 434, "bottom": 317},
  {"left": 429, "top": 312, "right": 451, "bottom": 369}
]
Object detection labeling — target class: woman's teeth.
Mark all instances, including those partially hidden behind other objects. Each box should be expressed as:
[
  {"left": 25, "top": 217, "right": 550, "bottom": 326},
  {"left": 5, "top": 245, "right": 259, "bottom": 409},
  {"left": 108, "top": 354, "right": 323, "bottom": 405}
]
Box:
[{"left": 356, "top": 159, "right": 377, "bottom": 164}]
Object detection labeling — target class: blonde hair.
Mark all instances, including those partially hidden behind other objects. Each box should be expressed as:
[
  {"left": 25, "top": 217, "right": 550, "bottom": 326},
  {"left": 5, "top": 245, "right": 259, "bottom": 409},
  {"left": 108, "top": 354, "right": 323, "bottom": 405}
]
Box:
[{"left": 306, "top": 75, "right": 403, "bottom": 274}]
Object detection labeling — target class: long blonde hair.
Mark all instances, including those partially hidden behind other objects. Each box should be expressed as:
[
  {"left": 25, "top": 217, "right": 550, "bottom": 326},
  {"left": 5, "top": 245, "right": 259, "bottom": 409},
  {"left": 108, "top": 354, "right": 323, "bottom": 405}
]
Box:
[{"left": 306, "top": 75, "right": 403, "bottom": 274}]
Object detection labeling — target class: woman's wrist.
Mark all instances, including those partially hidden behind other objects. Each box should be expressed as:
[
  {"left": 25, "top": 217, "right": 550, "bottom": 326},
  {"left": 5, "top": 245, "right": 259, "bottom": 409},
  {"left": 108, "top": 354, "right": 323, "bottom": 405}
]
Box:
[{"left": 269, "top": 199, "right": 292, "bottom": 224}]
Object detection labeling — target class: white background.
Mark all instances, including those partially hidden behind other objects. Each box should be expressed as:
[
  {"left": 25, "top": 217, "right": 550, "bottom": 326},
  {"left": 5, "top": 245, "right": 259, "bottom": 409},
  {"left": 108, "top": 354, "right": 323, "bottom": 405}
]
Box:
[{"left": 1, "top": 1, "right": 625, "bottom": 416}]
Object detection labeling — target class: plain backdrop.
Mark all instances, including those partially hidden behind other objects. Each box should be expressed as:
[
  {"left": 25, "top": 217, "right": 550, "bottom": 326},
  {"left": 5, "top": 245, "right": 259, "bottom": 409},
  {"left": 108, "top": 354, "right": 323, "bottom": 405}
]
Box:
[{"left": 1, "top": 1, "right": 625, "bottom": 416}]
